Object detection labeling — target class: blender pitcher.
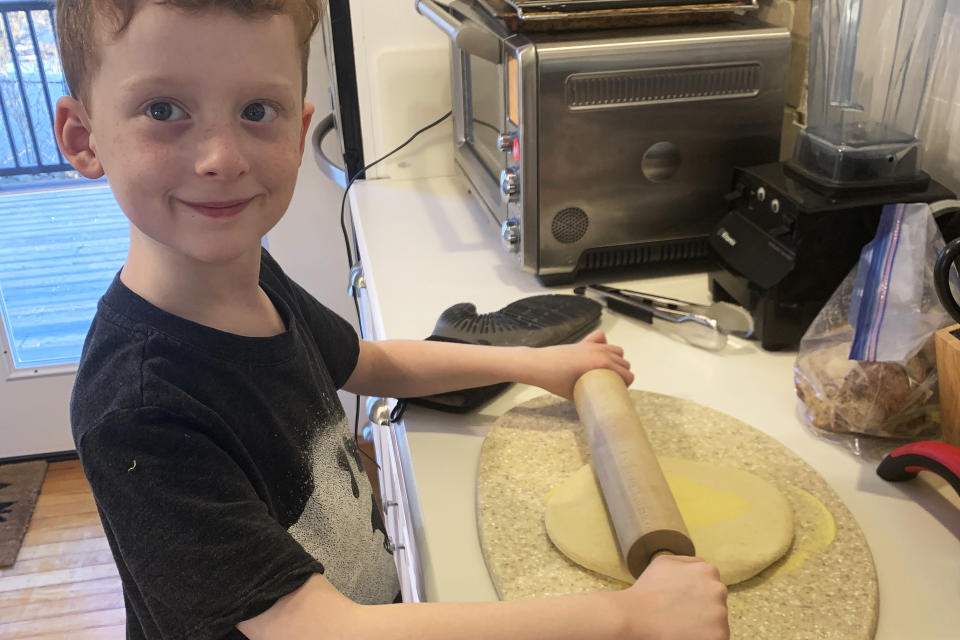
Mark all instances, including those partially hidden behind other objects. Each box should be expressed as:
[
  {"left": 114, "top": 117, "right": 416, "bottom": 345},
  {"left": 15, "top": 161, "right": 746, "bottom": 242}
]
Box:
[{"left": 790, "top": 0, "right": 947, "bottom": 189}]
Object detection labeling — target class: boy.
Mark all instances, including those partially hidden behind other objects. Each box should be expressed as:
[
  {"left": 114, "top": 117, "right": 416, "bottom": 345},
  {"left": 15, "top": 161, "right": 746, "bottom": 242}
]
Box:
[{"left": 54, "top": 1, "right": 728, "bottom": 639}]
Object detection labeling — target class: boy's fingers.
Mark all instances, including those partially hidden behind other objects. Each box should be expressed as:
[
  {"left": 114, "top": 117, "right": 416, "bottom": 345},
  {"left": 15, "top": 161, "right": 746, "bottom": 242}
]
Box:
[
  {"left": 582, "top": 329, "right": 606, "bottom": 344},
  {"left": 605, "top": 344, "right": 624, "bottom": 357}
]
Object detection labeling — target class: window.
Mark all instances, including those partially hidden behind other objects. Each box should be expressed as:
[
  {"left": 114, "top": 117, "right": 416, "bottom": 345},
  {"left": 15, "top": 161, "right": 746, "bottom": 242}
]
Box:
[
  {"left": 0, "top": 2, "right": 127, "bottom": 372},
  {"left": 0, "top": 185, "right": 127, "bottom": 370}
]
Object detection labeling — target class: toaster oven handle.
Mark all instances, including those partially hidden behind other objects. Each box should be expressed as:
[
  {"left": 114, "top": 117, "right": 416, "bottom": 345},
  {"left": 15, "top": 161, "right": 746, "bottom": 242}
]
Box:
[{"left": 415, "top": 0, "right": 501, "bottom": 64}]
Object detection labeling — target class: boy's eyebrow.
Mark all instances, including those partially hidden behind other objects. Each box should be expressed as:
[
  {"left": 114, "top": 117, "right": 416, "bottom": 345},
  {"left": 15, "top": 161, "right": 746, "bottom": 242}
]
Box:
[{"left": 119, "top": 75, "right": 298, "bottom": 97}]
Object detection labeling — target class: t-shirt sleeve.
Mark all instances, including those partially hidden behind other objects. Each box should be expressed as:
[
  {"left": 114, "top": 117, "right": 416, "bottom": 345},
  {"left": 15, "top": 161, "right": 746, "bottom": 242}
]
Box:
[
  {"left": 289, "top": 279, "right": 359, "bottom": 389},
  {"left": 79, "top": 410, "right": 323, "bottom": 640},
  {"left": 260, "top": 249, "right": 359, "bottom": 389}
]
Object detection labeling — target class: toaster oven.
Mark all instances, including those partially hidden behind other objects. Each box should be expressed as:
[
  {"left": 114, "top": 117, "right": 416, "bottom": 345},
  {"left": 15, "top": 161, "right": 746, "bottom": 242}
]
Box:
[{"left": 417, "top": 0, "right": 791, "bottom": 284}]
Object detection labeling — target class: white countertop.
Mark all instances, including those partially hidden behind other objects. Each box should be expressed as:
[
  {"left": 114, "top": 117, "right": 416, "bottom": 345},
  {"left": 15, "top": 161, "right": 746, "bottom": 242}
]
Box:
[{"left": 350, "top": 175, "right": 960, "bottom": 639}]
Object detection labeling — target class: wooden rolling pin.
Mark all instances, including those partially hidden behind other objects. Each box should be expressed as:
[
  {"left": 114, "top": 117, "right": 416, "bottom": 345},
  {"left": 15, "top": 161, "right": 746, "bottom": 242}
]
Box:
[{"left": 573, "top": 369, "right": 696, "bottom": 577}]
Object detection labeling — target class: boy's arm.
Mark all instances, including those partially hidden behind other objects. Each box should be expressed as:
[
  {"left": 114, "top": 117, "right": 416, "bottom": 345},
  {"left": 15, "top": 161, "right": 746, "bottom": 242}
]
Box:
[
  {"left": 238, "top": 555, "right": 729, "bottom": 640},
  {"left": 342, "top": 330, "right": 633, "bottom": 400}
]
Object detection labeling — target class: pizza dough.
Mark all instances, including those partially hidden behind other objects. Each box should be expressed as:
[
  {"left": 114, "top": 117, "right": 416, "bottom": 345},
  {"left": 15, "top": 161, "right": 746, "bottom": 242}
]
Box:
[{"left": 544, "top": 458, "right": 795, "bottom": 585}]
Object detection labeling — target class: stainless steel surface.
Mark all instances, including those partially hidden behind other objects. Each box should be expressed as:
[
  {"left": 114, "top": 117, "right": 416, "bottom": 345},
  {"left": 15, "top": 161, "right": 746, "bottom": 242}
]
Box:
[
  {"left": 416, "top": 0, "right": 501, "bottom": 63},
  {"left": 499, "top": 168, "right": 519, "bottom": 198},
  {"left": 416, "top": 0, "right": 462, "bottom": 39},
  {"left": 366, "top": 396, "right": 392, "bottom": 426},
  {"left": 496, "top": 131, "right": 517, "bottom": 151},
  {"left": 428, "top": 1, "right": 517, "bottom": 233},
  {"left": 610, "top": 286, "right": 754, "bottom": 337},
  {"left": 501, "top": 217, "right": 521, "bottom": 251},
  {"left": 505, "top": 0, "right": 757, "bottom": 12},
  {"left": 580, "top": 284, "right": 728, "bottom": 350},
  {"left": 311, "top": 113, "right": 348, "bottom": 189},
  {"left": 347, "top": 263, "right": 366, "bottom": 297},
  {"left": 534, "top": 24, "right": 788, "bottom": 277},
  {"left": 422, "top": 2, "right": 789, "bottom": 281},
  {"left": 418, "top": 0, "right": 790, "bottom": 279}
]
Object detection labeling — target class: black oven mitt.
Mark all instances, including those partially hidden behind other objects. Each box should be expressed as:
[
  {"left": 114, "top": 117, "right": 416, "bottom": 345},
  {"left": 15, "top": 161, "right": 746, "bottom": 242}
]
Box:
[{"left": 400, "top": 294, "right": 602, "bottom": 414}]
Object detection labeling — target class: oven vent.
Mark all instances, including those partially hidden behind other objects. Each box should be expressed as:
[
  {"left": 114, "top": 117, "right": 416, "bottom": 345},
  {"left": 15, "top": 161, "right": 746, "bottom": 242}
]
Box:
[
  {"left": 578, "top": 238, "right": 710, "bottom": 270},
  {"left": 566, "top": 63, "right": 761, "bottom": 109}
]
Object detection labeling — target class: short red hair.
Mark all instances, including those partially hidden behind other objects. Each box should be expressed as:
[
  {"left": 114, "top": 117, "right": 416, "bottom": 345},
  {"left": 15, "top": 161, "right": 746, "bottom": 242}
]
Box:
[{"left": 56, "top": 0, "right": 321, "bottom": 105}]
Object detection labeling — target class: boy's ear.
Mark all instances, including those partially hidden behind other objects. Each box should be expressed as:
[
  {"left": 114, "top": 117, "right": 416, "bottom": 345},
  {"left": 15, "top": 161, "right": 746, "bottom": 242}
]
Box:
[
  {"left": 55, "top": 96, "right": 104, "bottom": 179},
  {"left": 298, "top": 101, "right": 315, "bottom": 159}
]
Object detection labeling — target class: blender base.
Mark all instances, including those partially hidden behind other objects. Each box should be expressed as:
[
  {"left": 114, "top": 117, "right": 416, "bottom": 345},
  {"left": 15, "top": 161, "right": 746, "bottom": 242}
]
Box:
[{"left": 709, "top": 162, "right": 957, "bottom": 351}]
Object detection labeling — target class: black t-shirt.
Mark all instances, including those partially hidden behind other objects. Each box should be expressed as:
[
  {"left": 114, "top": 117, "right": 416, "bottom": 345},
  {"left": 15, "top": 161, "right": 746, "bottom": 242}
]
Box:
[{"left": 70, "top": 249, "right": 399, "bottom": 639}]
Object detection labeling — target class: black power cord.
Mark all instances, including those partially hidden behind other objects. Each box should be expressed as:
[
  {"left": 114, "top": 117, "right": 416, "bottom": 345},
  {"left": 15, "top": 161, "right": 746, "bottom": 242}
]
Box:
[
  {"left": 339, "top": 110, "right": 452, "bottom": 270},
  {"left": 336, "top": 110, "right": 453, "bottom": 467}
]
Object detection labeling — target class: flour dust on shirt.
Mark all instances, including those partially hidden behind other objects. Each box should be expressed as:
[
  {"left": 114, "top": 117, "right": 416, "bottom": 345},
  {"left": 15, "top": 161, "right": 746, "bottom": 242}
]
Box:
[{"left": 289, "top": 411, "right": 396, "bottom": 605}]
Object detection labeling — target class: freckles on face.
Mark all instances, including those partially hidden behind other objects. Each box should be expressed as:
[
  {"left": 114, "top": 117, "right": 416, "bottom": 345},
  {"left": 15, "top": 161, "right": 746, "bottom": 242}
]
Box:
[{"left": 98, "top": 126, "right": 176, "bottom": 208}]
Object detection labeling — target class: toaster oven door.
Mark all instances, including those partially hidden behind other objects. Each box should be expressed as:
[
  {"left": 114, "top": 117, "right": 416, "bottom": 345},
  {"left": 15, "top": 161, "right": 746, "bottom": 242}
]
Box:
[
  {"left": 418, "top": 1, "right": 529, "bottom": 242},
  {"left": 457, "top": 47, "right": 508, "bottom": 218},
  {"left": 452, "top": 34, "right": 539, "bottom": 269}
]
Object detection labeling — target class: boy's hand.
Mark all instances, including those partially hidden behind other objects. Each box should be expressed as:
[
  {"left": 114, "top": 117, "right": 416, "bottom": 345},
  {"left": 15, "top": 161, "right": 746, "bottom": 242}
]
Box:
[
  {"left": 620, "top": 555, "right": 730, "bottom": 640},
  {"left": 524, "top": 330, "right": 633, "bottom": 400}
]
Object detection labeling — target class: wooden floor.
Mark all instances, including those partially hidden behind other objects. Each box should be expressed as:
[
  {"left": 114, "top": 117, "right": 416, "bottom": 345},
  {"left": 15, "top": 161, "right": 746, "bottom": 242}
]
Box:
[{"left": 0, "top": 460, "right": 124, "bottom": 639}]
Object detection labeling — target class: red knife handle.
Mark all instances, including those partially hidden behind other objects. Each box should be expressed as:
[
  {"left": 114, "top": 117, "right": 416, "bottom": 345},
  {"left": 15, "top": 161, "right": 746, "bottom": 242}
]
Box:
[{"left": 876, "top": 441, "right": 960, "bottom": 497}]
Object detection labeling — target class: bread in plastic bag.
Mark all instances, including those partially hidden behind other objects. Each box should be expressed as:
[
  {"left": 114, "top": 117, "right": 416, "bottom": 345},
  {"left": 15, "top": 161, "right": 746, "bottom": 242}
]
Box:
[{"left": 794, "top": 202, "right": 953, "bottom": 439}]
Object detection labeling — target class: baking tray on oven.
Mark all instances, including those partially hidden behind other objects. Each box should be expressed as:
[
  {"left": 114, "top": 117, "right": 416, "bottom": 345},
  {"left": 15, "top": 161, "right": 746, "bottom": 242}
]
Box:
[
  {"left": 481, "top": 0, "right": 758, "bottom": 31},
  {"left": 508, "top": 0, "right": 752, "bottom": 9}
]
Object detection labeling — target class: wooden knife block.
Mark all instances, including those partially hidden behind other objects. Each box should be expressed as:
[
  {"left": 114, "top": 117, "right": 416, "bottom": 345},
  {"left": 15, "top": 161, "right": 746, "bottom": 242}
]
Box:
[{"left": 935, "top": 324, "right": 960, "bottom": 447}]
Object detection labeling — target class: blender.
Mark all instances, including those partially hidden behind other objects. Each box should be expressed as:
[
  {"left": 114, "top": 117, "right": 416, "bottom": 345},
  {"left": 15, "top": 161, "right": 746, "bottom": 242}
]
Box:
[{"left": 709, "top": 0, "right": 957, "bottom": 350}]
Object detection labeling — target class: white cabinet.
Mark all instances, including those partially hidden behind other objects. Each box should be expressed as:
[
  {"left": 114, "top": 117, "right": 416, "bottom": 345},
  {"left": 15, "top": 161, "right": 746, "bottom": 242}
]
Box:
[{"left": 351, "top": 264, "right": 425, "bottom": 603}]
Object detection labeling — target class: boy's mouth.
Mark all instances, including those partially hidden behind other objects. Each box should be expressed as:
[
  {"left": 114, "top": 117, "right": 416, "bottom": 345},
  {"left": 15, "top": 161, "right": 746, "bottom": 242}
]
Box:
[{"left": 181, "top": 198, "right": 253, "bottom": 218}]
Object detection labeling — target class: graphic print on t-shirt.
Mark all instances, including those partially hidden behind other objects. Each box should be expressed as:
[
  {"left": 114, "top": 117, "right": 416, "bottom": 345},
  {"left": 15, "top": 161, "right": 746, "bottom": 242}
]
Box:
[
  {"left": 336, "top": 445, "right": 360, "bottom": 498},
  {"left": 287, "top": 413, "right": 399, "bottom": 604},
  {"left": 336, "top": 435, "right": 390, "bottom": 548}
]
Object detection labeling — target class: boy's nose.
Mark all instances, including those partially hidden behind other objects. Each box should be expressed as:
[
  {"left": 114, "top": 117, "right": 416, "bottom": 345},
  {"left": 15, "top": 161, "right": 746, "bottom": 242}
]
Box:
[{"left": 194, "top": 126, "right": 250, "bottom": 179}]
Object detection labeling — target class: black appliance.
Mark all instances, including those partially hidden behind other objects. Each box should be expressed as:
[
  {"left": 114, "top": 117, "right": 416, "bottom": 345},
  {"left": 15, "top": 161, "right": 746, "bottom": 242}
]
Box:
[
  {"left": 710, "top": 163, "right": 956, "bottom": 350},
  {"left": 708, "top": 0, "right": 958, "bottom": 350}
]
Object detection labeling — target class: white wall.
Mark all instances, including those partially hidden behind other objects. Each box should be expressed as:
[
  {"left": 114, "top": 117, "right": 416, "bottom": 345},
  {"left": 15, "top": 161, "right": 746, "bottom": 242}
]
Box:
[
  {"left": 266, "top": 28, "right": 360, "bottom": 420},
  {"left": 0, "top": 369, "right": 75, "bottom": 458},
  {"left": 348, "top": 0, "right": 455, "bottom": 180},
  {"left": 918, "top": 0, "right": 960, "bottom": 194}
]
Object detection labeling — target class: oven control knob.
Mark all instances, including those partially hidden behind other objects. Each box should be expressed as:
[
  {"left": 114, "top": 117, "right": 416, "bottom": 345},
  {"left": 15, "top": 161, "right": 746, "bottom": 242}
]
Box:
[
  {"left": 497, "top": 132, "right": 517, "bottom": 152},
  {"left": 500, "top": 169, "right": 519, "bottom": 200},
  {"left": 501, "top": 218, "right": 521, "bottom": 252}
]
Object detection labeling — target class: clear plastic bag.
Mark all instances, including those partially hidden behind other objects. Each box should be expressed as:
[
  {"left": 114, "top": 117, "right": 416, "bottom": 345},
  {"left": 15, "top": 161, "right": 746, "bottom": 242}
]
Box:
[{"left": 794, "top": 202, "right": 953, "bottom": 440}]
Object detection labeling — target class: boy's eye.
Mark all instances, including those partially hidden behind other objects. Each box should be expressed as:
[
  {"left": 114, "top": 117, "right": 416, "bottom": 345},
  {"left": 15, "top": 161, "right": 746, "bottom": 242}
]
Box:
[
  {"left": 242, "top": 102, "right": 279, "bottom": 122},
  {"left": 146, "top": 101, "right": 187, "bottom": 122}
]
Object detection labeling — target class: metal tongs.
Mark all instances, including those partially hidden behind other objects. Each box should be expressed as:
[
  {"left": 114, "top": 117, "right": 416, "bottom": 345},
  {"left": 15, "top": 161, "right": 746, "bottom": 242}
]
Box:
[{"left": 574, "top": 284, "right": 754, "bottom": 351}]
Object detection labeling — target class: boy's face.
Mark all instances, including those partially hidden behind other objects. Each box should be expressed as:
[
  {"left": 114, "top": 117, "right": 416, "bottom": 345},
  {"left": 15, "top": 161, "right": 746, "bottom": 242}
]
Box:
[{"left": 63, "top": 2, "right": 314, "bottom": 265}]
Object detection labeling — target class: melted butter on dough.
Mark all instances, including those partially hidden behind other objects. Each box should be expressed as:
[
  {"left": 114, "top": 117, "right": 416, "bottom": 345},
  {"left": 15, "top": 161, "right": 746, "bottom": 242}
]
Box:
[
  {"left": 544, "top": 458, "right": 797, "bottom": 585},
  {"left": 666, "top": 474, "right": 751, "bottom": 530}
]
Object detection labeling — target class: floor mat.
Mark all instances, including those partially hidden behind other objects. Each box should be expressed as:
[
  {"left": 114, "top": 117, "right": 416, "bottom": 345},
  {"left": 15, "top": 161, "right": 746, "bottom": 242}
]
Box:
[{"left": 0, "top": 460, "right": 48, "bottom": 567}]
